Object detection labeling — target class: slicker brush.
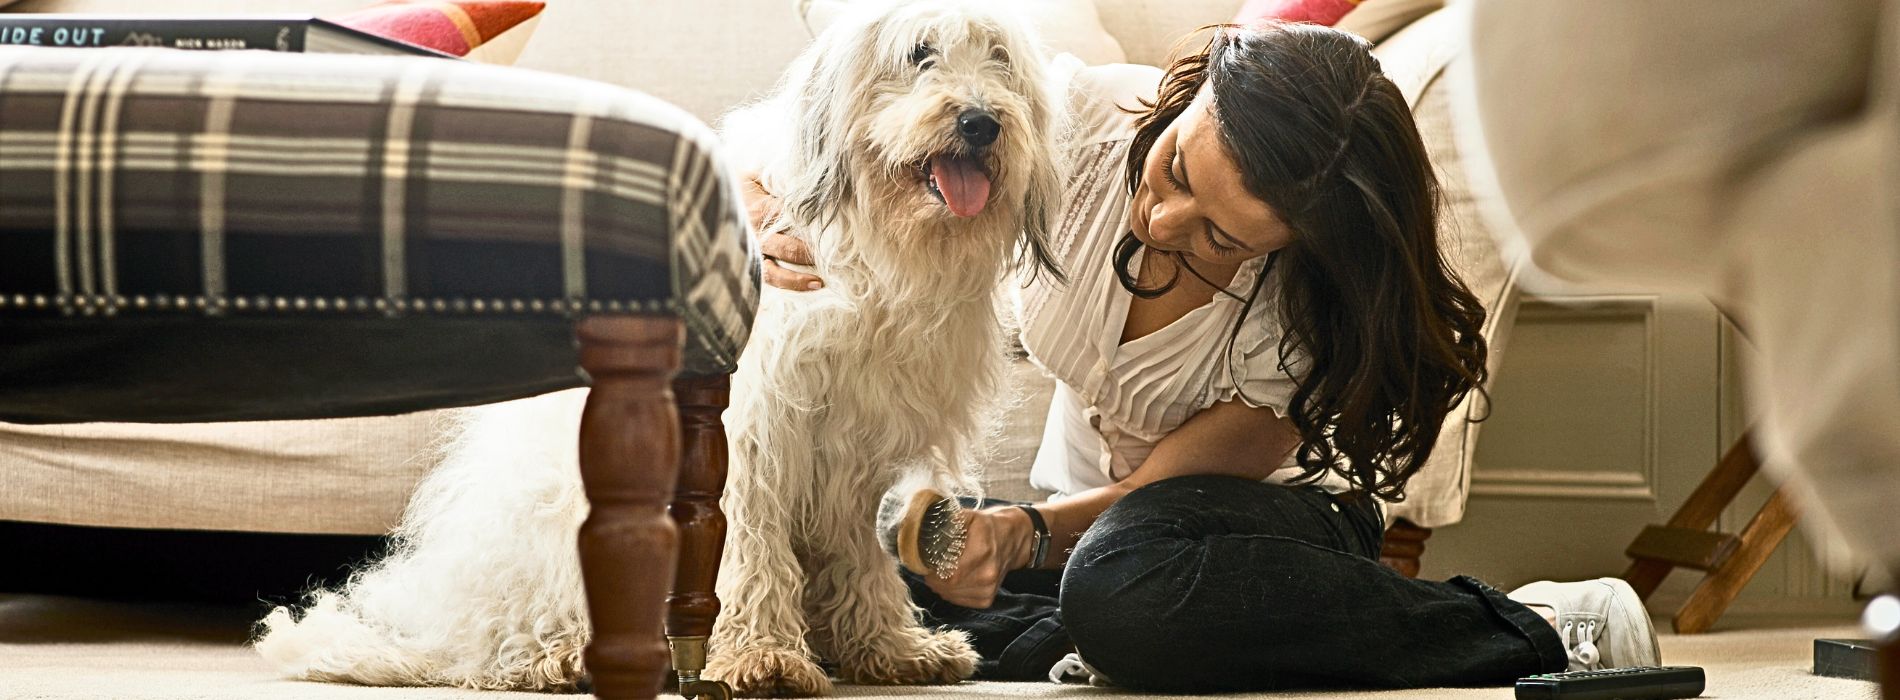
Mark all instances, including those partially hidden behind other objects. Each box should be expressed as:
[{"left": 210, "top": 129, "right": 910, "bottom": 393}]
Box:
[{"left": 876, "top": 488, "right": 969, "bottom": 579}]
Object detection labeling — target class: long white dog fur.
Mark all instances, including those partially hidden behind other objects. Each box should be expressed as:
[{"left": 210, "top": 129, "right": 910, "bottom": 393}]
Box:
[{"left": 253, "top": 0, "right": 1066, "bottom": 695}]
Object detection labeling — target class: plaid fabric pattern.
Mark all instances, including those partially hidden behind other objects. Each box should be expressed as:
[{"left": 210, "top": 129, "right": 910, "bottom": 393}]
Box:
[{"left": 0, "top": 46, "right": 758, "bottom": 377}]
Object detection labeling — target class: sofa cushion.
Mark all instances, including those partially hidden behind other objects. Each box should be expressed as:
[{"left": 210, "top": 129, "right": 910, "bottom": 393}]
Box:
[
  {"left": 1334, "top": 0, "right": 1444, "bottom": 44},
  {"left": 1093, "top": 0, "right": 1244, "bottom": 67},
  {"left": 1372, "top": 4, "right": 1520, "bottom": 528},
  {"left": 0, "top": 413, "right": 441, "bottom": 534},
  {"left": 0, "top": 46, "right": 758, "bottom": 423}
]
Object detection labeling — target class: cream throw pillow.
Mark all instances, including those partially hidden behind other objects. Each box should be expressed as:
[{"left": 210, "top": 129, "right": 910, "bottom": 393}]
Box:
[{"left": 799, "top": 0, "right": 1127, "bottom": 65}]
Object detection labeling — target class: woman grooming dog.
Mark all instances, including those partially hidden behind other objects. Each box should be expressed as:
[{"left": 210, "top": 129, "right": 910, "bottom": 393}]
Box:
[{"left": 746, "top": 22, "right": 1663, "bottom": 694}]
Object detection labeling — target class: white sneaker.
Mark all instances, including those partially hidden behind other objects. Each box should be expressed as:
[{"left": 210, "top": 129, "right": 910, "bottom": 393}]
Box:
[
  {"left": 1049, "top": 652, "right": 1112, "bottom": 687},
  {"left": 1508, "top": 577, "right": 1661, "bottom": 671}
]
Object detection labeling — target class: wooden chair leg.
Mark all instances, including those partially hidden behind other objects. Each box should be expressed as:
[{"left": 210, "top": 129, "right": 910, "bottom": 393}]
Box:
[
  {"left": 1380, "top": 518, "right": 1432, "bottom": 578},
  {"left": 668, "top": 376, "right": 733, "bottom": 700},
  {"left": 576, "top": 316, "right": 683, "bottom": 700},
  {"left": 1620, "top": 430, "right": 1801, "bottom": 635},
  {"left": 1623, "top": 432, "right": 1760, "bottom": 599},
  {"left": 1672, "top": 486, "right": 1798, "bottom": 633}
]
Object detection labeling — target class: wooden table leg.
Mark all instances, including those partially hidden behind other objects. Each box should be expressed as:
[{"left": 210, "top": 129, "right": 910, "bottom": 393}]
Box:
[
  {"left": 576, "top": 316, "right": 683, "bottom": 700},
  {"left": 669, "top": 376, "right": 733, "bottom": 700}
]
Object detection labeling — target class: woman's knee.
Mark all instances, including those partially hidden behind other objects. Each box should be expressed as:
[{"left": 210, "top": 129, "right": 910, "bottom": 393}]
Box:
[
  {"left": 1058, "top": 534, "right": 1208, "bottom": 688},
  {"left": 1063, "top": 573, "right": 1295, "bottom": 694},
  {"left": 1061, "top": 588, "right": 1238, "bottom": 693},
  {"left": 1060, "top": 478, "right": 1332, "bottom": 691}
]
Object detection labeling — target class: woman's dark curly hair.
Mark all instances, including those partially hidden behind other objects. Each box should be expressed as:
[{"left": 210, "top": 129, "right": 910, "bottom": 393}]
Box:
[{"left": 1115, "top": 23, "right": 1489, "bottom": 501}]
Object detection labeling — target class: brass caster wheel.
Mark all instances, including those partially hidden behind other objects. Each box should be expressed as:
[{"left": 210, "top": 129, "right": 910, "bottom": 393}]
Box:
[{"left": 678, "top": 678, "right": 733, "bottom": 700}]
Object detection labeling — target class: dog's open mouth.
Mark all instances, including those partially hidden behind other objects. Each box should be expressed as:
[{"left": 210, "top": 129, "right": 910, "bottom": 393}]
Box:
[{"left": 922, "top": 153, "right": 991, "bottom": 218}]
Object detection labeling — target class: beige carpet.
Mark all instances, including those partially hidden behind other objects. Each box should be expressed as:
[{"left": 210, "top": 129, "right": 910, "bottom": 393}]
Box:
[{"left": 0, "top": 594, "right": 1877, "bottom": 700}]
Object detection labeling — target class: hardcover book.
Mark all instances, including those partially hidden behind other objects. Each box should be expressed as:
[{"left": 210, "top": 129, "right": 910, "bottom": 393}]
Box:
[{"left": 0, "top": 15, "right": 452, "bottom": 58}]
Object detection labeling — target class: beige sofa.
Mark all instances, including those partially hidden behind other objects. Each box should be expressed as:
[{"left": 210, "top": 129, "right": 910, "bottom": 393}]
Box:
[{"left": 0, "top": 0, "right": 1509, "bottom": 542}]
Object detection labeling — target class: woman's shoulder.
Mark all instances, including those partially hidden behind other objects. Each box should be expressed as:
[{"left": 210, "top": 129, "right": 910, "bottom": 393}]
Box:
[{"left": 1055, "top": 59, "right": 1164, "bottom": 148}]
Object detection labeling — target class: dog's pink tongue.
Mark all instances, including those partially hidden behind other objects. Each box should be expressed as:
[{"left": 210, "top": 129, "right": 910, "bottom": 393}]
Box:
[{"left": 931, "top": 155, "right": 991, "bottom": 218}]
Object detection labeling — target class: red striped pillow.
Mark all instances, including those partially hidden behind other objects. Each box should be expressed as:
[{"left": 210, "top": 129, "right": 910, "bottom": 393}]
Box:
[{"left": 331, "top": 1, "right": 545, "bottom": 63}]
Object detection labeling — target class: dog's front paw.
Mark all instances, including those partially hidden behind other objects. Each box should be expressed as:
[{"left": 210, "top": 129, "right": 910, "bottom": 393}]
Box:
[
  {"left": 707, "top": 645, "right": 833, "bottom": 698},
  {"left": 838, "top": 627, "right": 978, "bottom": 686}
]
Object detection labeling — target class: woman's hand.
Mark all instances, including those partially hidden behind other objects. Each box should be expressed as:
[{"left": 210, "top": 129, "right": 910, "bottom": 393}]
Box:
[
  {"left": 739, "top": 170, "right": 825, "bottom": 292},
  {"left": 923, "top": 506, "right": 1034, "bottom": 609}
]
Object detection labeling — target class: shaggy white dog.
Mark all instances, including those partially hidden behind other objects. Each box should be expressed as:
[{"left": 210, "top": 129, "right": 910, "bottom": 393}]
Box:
[{"left": 253, "top": 1, "right": 1065, "bottom": 696}]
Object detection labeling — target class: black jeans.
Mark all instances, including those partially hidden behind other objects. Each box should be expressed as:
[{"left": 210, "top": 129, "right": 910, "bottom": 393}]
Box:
[{"left": 904, "top": 475, "right": 1569, "bottom": 693}]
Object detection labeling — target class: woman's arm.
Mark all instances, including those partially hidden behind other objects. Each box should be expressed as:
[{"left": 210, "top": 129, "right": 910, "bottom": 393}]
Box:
[{"left": 925, "top": 398, "right": 1302, "bottom": 608}]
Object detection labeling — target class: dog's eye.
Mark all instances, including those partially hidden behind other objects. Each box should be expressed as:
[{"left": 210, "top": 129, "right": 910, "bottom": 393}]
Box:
[
  {"left": 910, "top": 43, "right": 936, "bottom": 67},
  {"left": 990, "top": 46, "right": 1011, "bottom": 67}
]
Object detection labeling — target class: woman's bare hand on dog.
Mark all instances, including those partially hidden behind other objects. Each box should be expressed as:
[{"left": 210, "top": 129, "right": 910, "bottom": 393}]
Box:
[
  {"left": 740, "top": 170, "right": 825, "bottom": 291},
  {"left": 760, "top": 233, "right": 822, "bottom": 291},
  {"left": 925, "top": 507, "right": 1035, "bottom": 609}
]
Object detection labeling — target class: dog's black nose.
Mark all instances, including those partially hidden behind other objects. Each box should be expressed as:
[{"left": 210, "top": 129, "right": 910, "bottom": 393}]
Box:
[{"left": 958, "top": 109, "right": 1000, "bottom": 148}]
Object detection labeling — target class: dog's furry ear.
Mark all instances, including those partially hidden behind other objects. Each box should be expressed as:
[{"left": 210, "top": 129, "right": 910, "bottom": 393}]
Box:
[
  {"left": 778, "top": 13, "right": 878, "bottom": 230},
  {"left": 1016, "top": 120, "right": 1067, "bottom": 286},
  {"left": 1006, "top": 22, "right": 1070, "bottom": 286}
]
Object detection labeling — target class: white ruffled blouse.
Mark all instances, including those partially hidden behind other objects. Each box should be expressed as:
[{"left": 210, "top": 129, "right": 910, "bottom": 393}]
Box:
[{"left": 1019, "top": 63, "right": 1352, "bottom": 499}]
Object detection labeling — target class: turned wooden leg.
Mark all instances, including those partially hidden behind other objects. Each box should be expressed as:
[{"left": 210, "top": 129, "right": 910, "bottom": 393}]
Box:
[
  {"left": 576, "top": 316, "right": 683, "bottom": 700},
  {"left": 668, "top": 376, "right": 733, "bottom": 700},
  {"left": 1379, "top": 518, "right": 1432, "bottom": 578}
]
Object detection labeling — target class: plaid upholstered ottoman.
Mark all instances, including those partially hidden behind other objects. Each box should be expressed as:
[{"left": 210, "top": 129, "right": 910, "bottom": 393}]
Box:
[{"left": 0, "top": 47, "right": 758, "bottom": 700}]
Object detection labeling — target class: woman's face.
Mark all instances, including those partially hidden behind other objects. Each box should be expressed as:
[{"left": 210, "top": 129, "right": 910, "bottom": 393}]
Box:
[{"left": 1130, "top": 86, "right": 1293, "bottom": 267}]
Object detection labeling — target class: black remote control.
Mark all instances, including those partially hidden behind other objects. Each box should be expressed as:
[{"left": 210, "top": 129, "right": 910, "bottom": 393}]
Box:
[{"left": 1515, "top": 665, "right": 1706, "bottom": 700}]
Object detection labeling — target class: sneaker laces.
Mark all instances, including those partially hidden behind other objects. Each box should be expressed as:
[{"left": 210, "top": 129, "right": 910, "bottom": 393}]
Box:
[
  {"left": 1562, "top": 619, "right": 1602, "bottom": 670},
  {"left": 1049, "top": 652, "right": 1110, "bottom": 686}
]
